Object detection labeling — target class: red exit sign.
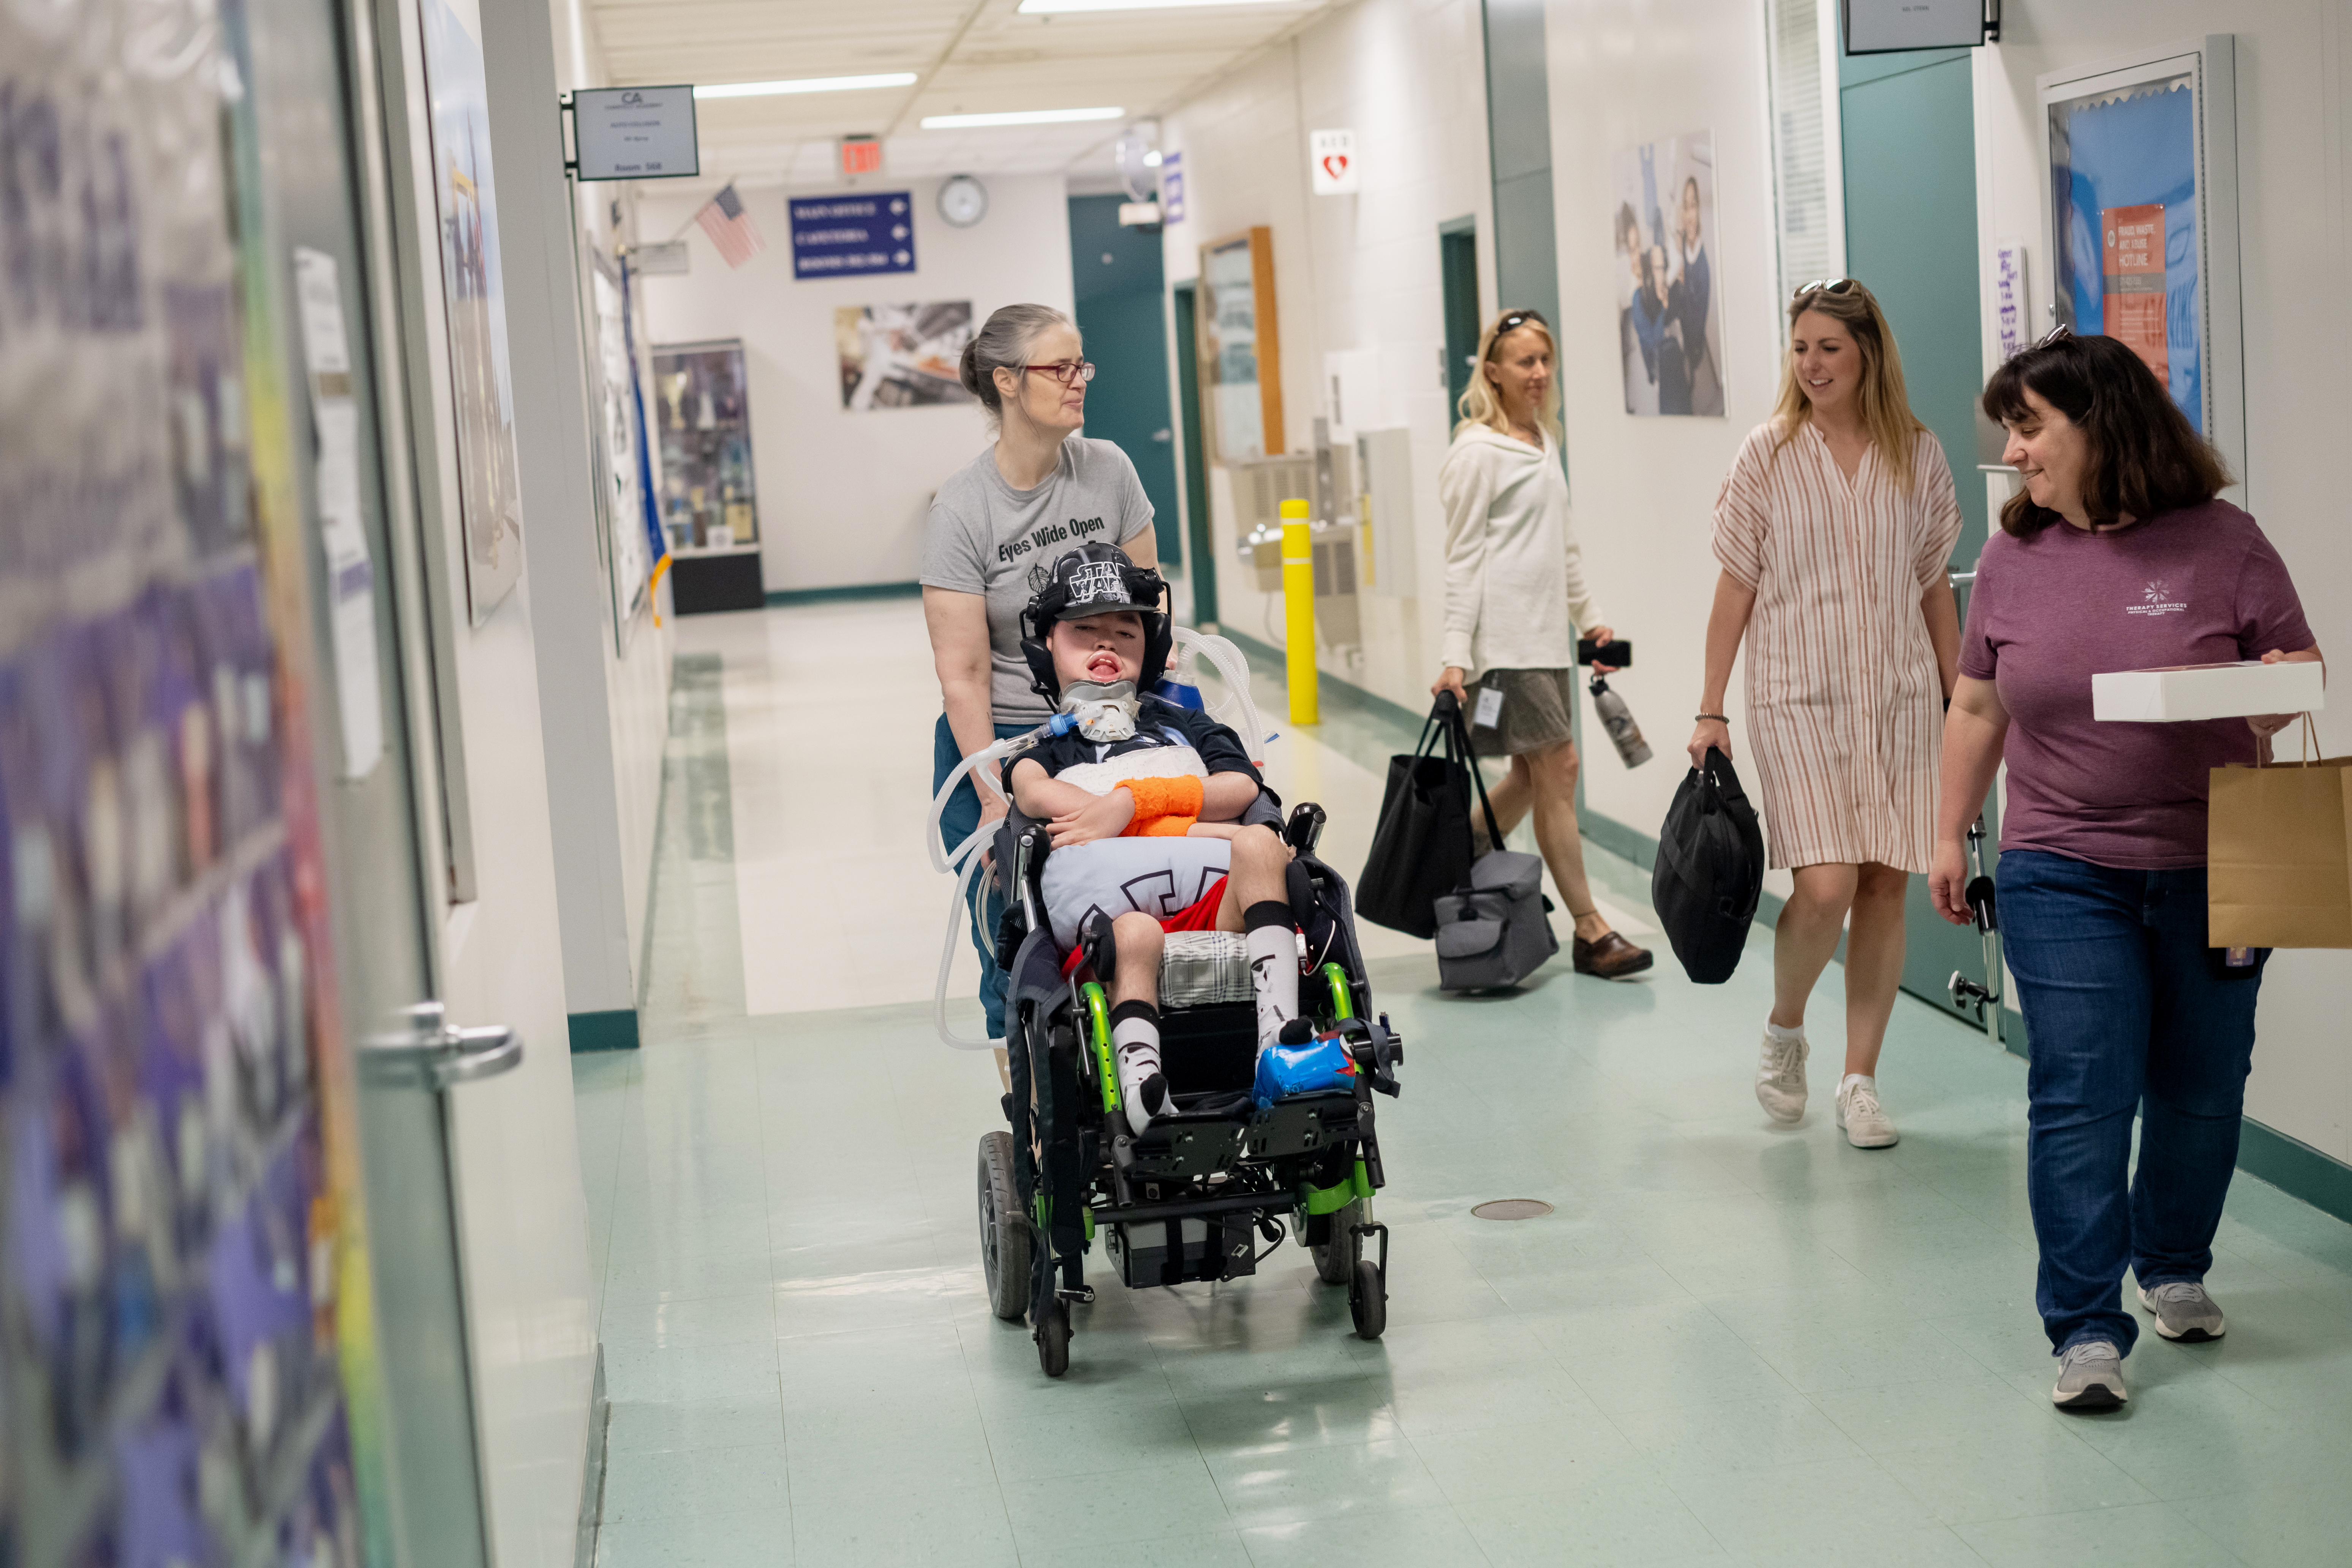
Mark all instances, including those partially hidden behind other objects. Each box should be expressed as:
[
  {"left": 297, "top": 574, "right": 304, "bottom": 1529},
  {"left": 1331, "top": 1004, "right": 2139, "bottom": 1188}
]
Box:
[{"left": 839, "top": 136, "right": 883, "bottom": 177}]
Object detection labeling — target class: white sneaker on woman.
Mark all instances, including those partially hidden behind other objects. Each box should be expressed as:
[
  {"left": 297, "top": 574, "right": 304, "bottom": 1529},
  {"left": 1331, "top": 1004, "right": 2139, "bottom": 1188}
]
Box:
[
  {"left": 1755, "top": 1027, "right": 1808, "bottom": 1122},
  {"left": 1835, "top": 1074, "right": 1898, "bottom": 1148}
]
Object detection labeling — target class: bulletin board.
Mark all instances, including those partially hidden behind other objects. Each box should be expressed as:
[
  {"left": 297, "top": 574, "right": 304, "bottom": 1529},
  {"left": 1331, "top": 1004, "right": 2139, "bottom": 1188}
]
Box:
[
  {"left": 1197, "top": 229, "right": 1285, "bottom": 462},
  {"left": 2038, "top": 36, "right": 2244, "bottom": 484}
]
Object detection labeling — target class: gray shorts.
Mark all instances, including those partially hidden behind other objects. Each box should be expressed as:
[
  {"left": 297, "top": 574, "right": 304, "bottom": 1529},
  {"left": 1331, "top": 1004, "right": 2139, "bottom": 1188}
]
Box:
[{"left": 1468, "top": 667, "right": 1579, "bottom": 758}]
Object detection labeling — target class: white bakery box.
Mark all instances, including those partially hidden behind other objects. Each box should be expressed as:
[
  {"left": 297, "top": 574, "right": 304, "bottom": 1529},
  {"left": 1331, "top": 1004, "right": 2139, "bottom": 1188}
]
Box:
[{"left": 2091, "top": 660, "right": 2326, "bottom": 722}]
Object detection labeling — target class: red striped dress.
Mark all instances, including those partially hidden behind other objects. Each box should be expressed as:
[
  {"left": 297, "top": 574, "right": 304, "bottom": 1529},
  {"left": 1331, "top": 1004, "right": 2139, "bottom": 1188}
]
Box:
[{"left": 1712, "top": 422, "right": 1962, "bottom": 872}]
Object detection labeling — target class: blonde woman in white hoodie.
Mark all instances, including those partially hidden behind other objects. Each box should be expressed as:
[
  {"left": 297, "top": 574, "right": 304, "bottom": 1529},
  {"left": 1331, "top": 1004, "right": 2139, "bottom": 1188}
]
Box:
[{"left": 1434, "top": 308, "right": 1652, "bottom": 979}]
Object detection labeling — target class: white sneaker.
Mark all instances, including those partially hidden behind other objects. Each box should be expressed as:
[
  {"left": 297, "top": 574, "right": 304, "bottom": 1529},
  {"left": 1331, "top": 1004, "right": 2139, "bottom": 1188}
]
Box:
[
  {"left": 1755, "top": 1029, "right": 1808, "bottom": 1123},
  {"left": 1835, "top": 1075, "right": 1898, "bottom": 1148}
]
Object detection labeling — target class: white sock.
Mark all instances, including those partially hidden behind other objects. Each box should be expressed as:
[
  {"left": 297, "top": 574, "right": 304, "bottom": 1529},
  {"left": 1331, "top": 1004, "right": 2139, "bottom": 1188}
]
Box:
[
  {"left": 1246, "top": 925, "right": 1299, "bottom": 1053},
  {"left": 1765, "top": 1020, "right": 1806, "bottom": 1046},
  {"left": 1840, "top": 1073, "right": 1875, "bottom": 1094},
  {"left": 1111, "top": 1011, "right": 1168, "bottom": 1134}
]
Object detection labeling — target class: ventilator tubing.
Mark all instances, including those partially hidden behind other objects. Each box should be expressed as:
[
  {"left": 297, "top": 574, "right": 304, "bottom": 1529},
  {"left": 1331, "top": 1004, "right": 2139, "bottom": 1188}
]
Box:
[
  {"left": 928, "top": 723, "right": 1056, "bottom": 1050},
  {"left": 928, "top": 629, "right": 1265, "bottom": 1050},
  {"left": 1172, "top": 627, "right": 1271, "bottom": 767}
]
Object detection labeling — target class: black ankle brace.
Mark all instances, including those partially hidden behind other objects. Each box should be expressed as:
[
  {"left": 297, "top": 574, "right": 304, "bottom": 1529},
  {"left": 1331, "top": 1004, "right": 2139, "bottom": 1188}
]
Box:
[{"left": 1108, "top": 998, "right": 1159, "bottom": 1028}]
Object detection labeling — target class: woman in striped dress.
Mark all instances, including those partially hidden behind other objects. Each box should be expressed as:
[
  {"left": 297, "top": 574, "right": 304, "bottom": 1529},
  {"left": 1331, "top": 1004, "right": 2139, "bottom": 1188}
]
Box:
[{"left": 1688, "top": 279, "right": 1962, "bottom": 1147}]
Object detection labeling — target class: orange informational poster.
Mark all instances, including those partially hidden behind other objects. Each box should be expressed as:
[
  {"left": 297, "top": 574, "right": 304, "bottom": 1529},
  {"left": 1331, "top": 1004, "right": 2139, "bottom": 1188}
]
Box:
[{"left": 2102, "top": 202, "right": 2167, "bottom": 381}]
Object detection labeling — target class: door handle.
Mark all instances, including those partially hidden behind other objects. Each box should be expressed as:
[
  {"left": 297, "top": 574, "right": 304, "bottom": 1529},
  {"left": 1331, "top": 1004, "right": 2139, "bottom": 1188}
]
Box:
[{"left": 363, "top": 1001, "right": 525, "bottom": 1091}]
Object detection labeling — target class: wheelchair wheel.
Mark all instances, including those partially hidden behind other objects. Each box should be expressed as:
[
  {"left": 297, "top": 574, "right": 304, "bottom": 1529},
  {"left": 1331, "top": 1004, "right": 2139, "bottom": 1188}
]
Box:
[
  {"left": 1036, "top": 1299, "right": 1071, "bottom": 1378},
  {"left": 1311, "top": 1200, "right": 1361, "bottom": 1285},
  {"left": 977, "top": 1132, "right": 1031, "bottom": 1321},
  {"left": 1349, "top": 1258, "right": 1387, "bottom": 1340}
]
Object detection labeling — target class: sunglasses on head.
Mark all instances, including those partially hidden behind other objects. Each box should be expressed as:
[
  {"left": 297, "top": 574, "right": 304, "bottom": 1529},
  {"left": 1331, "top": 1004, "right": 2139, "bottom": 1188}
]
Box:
[
  {"left": 2027, "top": 323, "right": 2073, "bottom": 352},
  {"left": 1791, "top": 278, "right": 1858, "bottom": 301},
  {"left": 1486, "top": 310, "right": 1548, "bottom": 356}
]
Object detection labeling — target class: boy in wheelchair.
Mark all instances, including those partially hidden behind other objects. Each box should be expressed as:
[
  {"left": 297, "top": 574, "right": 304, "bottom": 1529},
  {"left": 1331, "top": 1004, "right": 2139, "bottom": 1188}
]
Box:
[{"left": 1007, "top": 544, "right": 1303, "bottom": 1136}]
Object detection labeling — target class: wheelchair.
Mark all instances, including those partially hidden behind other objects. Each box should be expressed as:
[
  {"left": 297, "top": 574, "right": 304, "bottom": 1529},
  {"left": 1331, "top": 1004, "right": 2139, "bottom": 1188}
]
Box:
[{"left": 974, "top": 795, "right": 1405, "bottom": 1377}]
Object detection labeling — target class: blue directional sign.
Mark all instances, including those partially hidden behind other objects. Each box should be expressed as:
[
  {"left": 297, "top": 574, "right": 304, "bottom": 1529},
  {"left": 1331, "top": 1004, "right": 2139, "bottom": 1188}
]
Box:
[{"left": 789, "top": 191, "right": 916, "bottom": 279}]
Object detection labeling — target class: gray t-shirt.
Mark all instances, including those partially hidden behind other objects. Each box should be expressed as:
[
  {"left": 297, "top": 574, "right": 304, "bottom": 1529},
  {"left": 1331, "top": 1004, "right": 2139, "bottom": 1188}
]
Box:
[{"left": 920, "top": 437, "right": 1155, "bottom": 722}]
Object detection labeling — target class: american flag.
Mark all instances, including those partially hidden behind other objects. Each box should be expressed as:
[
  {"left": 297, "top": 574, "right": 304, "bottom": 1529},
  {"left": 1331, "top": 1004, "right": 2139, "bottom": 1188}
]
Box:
[{"left": 694, "top": 183, "right": 764, "bottom": 268}]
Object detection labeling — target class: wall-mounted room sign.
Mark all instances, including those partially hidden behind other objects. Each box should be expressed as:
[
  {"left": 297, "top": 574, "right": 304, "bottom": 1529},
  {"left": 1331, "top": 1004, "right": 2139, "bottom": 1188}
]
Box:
[
  {"left": 1845, "top": 0, "right": 1996, "bottom": 54},
  {"left": 571, "top": 84, "right": 700, "bottom": 180},
  {"left": 1309, "top": 129, "right": 1358, "bottom": 195},
  {"left": 1160, "top": 152, "right": 1186, "bottom": 222},
  {"left": 790, "top": 191, "right": 916, "bottom": 278}
]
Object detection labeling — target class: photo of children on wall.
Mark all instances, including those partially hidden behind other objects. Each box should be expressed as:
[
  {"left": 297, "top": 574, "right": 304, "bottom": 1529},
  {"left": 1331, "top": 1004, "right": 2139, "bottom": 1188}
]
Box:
[
  {"left": 1613, "top": 130, "right": 1725, "bottom": 417},
  {"left": 834, "top": 301, "right": 976, "bottom": 411}
]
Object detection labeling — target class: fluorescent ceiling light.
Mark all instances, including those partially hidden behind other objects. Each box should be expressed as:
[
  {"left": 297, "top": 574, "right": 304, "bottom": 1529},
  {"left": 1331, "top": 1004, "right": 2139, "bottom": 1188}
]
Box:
[
  {"left": 1020, "top": 0, "right": 1307, "bottom": 11},
  {"left": 694, "top": 73, "right": 917, "bottom": 100},
  {"left": 920, "top": 107, "right": 1125, "bottom": 129}
]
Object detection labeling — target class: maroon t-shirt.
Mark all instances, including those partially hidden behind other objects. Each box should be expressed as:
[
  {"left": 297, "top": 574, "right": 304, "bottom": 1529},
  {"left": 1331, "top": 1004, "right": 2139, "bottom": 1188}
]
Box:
[{"left": 1960, "top": 499, "right": 2314, "bottom": 869}]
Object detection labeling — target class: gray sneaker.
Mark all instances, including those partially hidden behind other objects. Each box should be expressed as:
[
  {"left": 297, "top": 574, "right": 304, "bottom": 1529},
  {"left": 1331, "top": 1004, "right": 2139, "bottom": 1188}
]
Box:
[
  {"left": 2138, "top": 1280, "right": 2226, "bottom": 1342},
  {"left": 2051, "top": 1339, "right": 2128, "bottom": 1410}
]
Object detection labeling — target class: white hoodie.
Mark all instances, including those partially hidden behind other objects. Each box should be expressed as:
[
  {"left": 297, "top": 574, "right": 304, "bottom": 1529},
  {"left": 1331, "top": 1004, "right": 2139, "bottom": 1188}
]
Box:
[{"left": 1437, "top": 424, "right": 1606, "bottom": 675}]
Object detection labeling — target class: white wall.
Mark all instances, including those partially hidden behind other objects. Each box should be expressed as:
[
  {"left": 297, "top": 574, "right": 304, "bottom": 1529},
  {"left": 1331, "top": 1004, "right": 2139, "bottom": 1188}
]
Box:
[
  {"left": 1540, "top": 0, "right": 1793, "bottom": 892},
  {"left": 1973, "top": 3, "right": 2352, "bottom": 1161},
  {"left": 1158, "top": 0, "right": 1496, "bottom": 703},
  {"left": 636, "top": 176, "right": 1076, "bottom": 593}
]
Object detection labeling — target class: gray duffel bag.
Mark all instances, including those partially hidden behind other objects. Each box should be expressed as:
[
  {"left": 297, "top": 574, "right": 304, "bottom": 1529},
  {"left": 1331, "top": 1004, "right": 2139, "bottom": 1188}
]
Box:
[{"left": 1435, "top": 847, "right": 1559, "bottom": 990}]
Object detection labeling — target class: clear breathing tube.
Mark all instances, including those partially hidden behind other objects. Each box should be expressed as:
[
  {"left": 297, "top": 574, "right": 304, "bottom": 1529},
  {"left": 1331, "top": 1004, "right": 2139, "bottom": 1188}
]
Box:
[
  {"left": 1173, "top": 626, "right": 1271, "bottom": 765},
  {"left": 928, "top": 718, "right": 1069, "bottom": 1050},
  {"left": 928, "top": 626, "right": 1269, "bottom": 1051}
]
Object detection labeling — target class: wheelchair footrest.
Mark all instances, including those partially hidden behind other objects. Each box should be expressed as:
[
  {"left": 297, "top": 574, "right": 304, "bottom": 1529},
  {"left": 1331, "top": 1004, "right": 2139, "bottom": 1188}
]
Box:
[
  {"left": 1118, "top": 1117, "right": 1246, "bottom": 1183},
  {"left": 1242, "top": 1092, "right": 1357, "bottom": 1160}
]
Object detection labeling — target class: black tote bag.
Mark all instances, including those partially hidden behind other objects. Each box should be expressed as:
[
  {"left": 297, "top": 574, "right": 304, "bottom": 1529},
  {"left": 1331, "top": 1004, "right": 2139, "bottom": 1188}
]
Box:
[
  {"left": 1651, "top": 746, "right": 1766, "bottom": 983},
  {"left": 1357, "top": 694, "right": 1483, "bottom": 938}
]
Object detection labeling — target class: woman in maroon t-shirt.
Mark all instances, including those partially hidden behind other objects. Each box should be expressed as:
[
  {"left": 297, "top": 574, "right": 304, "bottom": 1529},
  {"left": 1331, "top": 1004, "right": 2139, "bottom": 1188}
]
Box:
[{"left": 1932, "top": 332, "right": 2322, "bottom": 1412}]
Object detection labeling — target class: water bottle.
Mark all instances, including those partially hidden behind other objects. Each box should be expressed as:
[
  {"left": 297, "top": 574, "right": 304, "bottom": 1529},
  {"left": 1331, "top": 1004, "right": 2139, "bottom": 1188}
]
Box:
[{"left": 1589, "top": 674, "right": 1653, "bottom": 768}]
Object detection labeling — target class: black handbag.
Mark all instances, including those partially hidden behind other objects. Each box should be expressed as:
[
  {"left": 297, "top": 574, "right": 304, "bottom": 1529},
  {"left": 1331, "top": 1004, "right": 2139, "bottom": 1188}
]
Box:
[
  {"left": 1357, "top": 693, "right": 1484, "bottom": 938},
  {"left": 1651, "top": 746, "right": 1766, "bottom": 983}
]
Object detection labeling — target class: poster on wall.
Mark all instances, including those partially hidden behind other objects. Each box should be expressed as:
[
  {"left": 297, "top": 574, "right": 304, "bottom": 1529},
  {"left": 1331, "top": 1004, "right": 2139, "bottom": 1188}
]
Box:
[
  {"left": 653, "top": 340, "right": 760, "bottom": 553},
  {"left": 590, "top": 258, "right": 651, "bottom": 637},
  {"left": 834, "top": 302, "right": 977, "bottom": 410},
  {"left": 1611, "top": 130, "right": 1725, "bottom": 417},
  {"left": 0, "top": 0, "right": 388, "bottom": 1560},
  {"left": 2046, "top": 69, "right": 2205, "bottom": 429},
  {"left": 418, "top": 0, "right": 526, "bottom": 623}
]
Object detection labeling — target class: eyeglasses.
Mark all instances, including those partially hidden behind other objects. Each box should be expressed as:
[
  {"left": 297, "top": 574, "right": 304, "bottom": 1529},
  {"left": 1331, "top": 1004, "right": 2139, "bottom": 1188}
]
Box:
[
  {"left": 2027, "top": 323, "right": 2073, "bottom": 351},
  {"left": 1023, "top": 360, "right": 1096, "bottom": 386},
  {"left": 1792, "top": 278, "right": 1858, "bottom": 300}
]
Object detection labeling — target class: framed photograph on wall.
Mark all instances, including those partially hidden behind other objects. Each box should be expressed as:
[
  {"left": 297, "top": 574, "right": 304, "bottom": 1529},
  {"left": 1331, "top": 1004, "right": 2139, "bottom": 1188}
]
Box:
[
  {"left": 2038, "top": 36, "right": 2244, "bottom": 486},
  {"left": 1197, "top": 228, "right": 1284, "bottom": 462}
]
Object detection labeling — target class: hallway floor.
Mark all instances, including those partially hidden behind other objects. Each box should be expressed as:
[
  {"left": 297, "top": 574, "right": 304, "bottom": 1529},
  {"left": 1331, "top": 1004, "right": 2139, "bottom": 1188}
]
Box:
[{"left": 574, "top": 599, "right": 2352, "bottom": 1568}]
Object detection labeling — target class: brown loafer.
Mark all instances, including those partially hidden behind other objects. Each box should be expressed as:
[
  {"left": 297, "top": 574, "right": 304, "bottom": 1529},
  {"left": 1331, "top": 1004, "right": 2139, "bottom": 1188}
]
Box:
[{"left": 1572, "top": 930, "right": 1654, "bottom": 978}]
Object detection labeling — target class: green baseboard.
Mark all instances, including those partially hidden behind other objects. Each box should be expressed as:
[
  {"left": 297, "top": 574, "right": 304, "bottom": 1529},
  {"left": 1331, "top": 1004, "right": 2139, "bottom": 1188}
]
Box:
[
  {"left": 765, "top": 580, "right": 921, "bottom": 607},
  {"left": 567, "top": 1008, "right": 640, "bottom": 1053},
  {"left": 2237, "top": 1119, "right": 2352, "bottom": 1227}
]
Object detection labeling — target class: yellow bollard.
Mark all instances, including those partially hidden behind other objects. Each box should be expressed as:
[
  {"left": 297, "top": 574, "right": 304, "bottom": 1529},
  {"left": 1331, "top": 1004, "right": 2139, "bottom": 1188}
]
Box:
[{"left": 1280, "top": 498, "right": 1318, "bottom": 725}]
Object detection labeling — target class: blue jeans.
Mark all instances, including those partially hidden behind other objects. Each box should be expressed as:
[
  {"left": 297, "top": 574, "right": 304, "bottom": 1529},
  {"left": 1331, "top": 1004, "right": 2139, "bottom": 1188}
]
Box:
[
  {"left": 933, "top": 714, "right": 1032, "bottom": 1039},
  {"left": 2000, "top": 850, "right": 2265, "bottom": 1357}
]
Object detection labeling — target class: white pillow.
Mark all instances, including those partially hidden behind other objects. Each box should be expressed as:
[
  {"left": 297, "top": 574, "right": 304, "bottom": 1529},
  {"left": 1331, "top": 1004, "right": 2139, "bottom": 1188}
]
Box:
[{"left": 1038, "top": 836, "right": 1231, "bottom": 950}]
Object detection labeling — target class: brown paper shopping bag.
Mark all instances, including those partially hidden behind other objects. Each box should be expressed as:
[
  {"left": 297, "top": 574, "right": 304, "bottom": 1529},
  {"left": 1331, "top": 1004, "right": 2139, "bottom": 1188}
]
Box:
[{"left": 2208, "top": 715, "right": 2352, "bottom": 948}]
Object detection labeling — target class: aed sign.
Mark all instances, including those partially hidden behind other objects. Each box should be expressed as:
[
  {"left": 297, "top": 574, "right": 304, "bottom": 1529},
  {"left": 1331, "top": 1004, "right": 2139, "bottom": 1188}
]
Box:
[
  {"left": 1309, "top": 128, "right": 1358, "bottom": 196},
  {"left": 573, "top": 85, "right": 700, "bottom": 181}
]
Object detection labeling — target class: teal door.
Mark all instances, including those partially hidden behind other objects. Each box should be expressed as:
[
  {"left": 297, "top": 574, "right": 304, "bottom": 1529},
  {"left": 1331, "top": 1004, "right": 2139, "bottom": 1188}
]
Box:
[
  {"left": 1440, "top": 219, "right": 1481, "bottom": 417},
  {"left": 1170, "top": 281, "right": 1217, "bottom": 624},
  {"left": 1840, "top": 46, "right": 1999, "bottom": 1029},
  {"left": 1069, "top": 195, "right": 1181, "bottom": 565}
]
